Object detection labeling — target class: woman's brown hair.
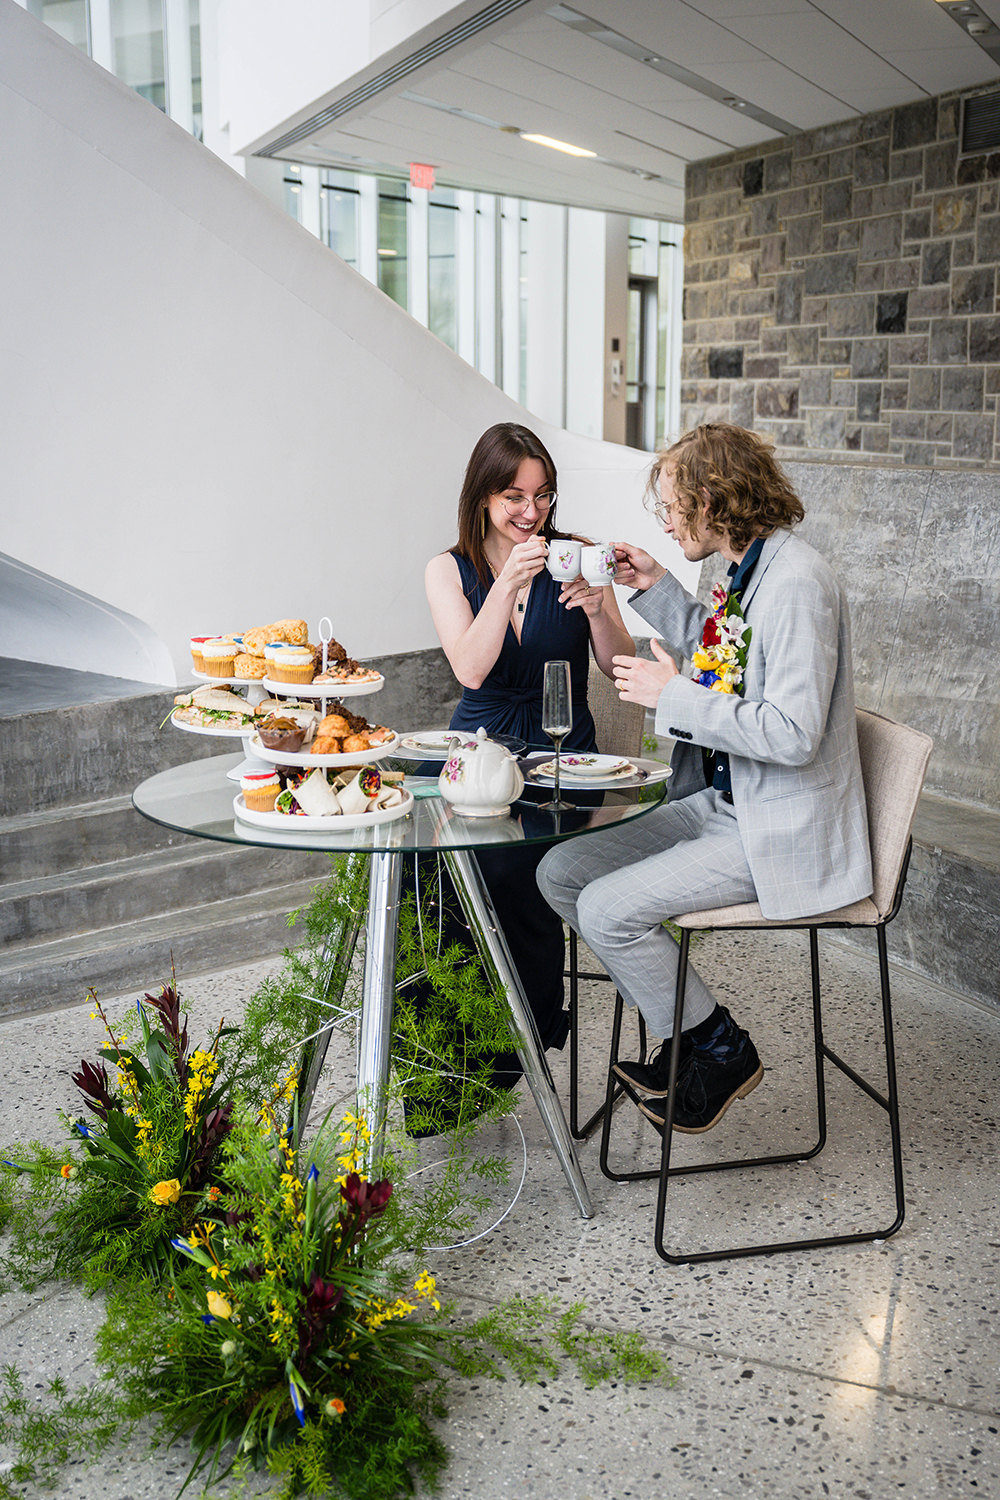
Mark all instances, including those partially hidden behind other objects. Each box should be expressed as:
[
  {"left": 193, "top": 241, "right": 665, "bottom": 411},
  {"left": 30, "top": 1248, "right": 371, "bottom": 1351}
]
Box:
[
  {"left": 650, "top": 422, "right": 804, "bottom": 555},
  {"left": 455, "top": 423, "right": 578, "bottom": 584}
]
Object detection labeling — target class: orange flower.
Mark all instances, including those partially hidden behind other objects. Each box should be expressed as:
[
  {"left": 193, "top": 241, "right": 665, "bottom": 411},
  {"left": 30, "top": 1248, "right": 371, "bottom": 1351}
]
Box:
[
  {"left": 325, "top": 1397, "right": 346, "bottom": 1418},
  {"left": 60, "top": 1164, "right": 73, "bottom": 1179},
  {"left": 207, "top": 1186, "right": 221, "bottom": 1202}
]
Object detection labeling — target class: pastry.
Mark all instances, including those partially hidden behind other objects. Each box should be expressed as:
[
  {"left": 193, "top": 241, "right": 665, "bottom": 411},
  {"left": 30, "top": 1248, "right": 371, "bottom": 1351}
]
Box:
[
  {"left": 311, "top": 735, "right": 342, "bottom": 755},
  {"left": 234, "top": 653, "right": 268, "bottom": 679},
  {"left": 269, "top": 618, "right": 309, "bottom": 646},
  {"left": 269, "top": 646, "right": 315, "bottom": 684},
  {"left": 240, "top": 771, "right": 280, "bottom": 811},
  {"left": 242, "top": 626, "right": 271, "bottom": 657},
  {"left": 317, "top": 713, "right": 351, "bottom": 738}
]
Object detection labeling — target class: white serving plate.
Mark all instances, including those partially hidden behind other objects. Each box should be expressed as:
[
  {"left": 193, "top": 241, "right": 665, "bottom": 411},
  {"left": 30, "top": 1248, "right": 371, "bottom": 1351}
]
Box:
[
  {"left": 527, "top": 757, "right": 673, "bottom": 790},
  {"left": 261, "top": 674, "right": 384, "bottom": 698},
  {"left": 247, "top": 731, "right": 400, "bottom": 768},
  {"left": 190, "top": 668, "right": 267, "bottom": 687},
  {"left": 396, "top": 729, "right": 526, "bottom": 760},
  {"left": 398, "top": 730, "right": 458, "bottom": 754},
  {"left": 170, "top": 713, "right": 259, "bottom": 739},
  {"left": 541, "top": 753, "right": 634, "bottom": 778},
  {"left": 233, "top": 788, "right": 413, "bottom": 832}
]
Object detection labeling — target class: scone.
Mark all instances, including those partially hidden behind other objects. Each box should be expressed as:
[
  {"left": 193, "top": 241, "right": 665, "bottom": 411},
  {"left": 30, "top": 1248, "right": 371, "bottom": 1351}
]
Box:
[
  {"left": 269, "top": 618, "right": 309, "bottom": 645},
  {"left": 234, "top": 653, "right": 268, "bottom": 679}
]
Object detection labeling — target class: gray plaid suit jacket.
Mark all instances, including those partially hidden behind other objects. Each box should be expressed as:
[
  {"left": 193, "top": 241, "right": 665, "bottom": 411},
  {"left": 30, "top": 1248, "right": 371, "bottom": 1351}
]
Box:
[{"left": 634, "top": 528, "right": 873, "bottom": 921}]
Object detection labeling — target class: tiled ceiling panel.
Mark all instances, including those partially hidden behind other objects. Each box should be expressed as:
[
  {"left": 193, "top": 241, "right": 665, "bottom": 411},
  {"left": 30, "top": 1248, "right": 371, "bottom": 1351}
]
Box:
[{"left": 252, "top": 0, "right": 1000, "bottom": 219}]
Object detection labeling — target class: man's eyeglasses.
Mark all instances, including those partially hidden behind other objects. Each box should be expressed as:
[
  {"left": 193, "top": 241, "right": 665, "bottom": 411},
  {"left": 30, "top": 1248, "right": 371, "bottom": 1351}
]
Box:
[{"left": 501, "top": 491, "right": 556, "bottom": 516}]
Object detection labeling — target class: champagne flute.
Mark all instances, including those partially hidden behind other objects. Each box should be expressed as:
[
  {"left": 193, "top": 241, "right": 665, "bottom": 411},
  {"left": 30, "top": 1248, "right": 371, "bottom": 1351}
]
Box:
[{"left": 541, "top": 660, "right": 573, "bottom": 811}]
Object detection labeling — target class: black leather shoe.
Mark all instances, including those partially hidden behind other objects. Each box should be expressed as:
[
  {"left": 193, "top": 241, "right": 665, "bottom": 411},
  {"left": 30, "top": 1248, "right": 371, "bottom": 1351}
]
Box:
[
  {"left": 639, "top": 1033, "right": 763, "bottom": 1135},
  {"left": 612, "top": 1033, "right": 694, "bottom": 1096}
]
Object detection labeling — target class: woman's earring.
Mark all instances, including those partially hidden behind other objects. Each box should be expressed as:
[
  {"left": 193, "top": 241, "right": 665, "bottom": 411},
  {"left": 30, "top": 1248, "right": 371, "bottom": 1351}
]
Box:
[{"left": 480, "top": 506, "right": 486, "bottom": 539}]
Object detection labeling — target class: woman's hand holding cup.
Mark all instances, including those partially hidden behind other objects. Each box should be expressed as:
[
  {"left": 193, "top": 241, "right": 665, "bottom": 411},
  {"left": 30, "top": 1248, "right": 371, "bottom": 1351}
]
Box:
[
  {"left": 498, "top": 534, "right": 548, "bottom": 590},
  {"left": 559, "top": 573, "right": 605, "bottom": 616}
]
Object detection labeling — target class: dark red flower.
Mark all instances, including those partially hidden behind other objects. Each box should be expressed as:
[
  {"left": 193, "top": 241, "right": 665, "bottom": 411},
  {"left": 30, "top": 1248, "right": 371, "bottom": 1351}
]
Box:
[
  {"left": 702, "top": 616, "right": 722, "bottom": 647},
  {"left": 71, "top": 1058, "right": 115, "bottom": 1120},
  {"left": 298, "top": 1275, "right": 344, "bottom": 1361},
  {"left": 340, "top": 1172, "right": 392, "bottom": 1217}
]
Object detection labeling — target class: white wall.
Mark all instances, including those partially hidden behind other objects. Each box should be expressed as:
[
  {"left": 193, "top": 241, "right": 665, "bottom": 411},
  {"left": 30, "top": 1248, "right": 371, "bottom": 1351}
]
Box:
[
  {"left": 1, "top": 5, "right": 694, "bottom": 685},
  {"left": 216, "top": 0, "right": 369, "bottom": 157}
]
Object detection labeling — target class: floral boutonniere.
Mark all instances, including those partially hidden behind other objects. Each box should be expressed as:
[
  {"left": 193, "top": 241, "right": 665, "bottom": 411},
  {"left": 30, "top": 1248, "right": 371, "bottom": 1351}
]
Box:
[{"left": 691, "top": 581, "right": 752, "bottom": 695}]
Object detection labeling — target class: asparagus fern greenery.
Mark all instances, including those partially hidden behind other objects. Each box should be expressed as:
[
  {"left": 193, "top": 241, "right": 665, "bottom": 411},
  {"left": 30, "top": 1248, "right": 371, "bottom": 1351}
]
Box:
[{"left": 0, "top": 856, "right": 672, "bottom": 1499}]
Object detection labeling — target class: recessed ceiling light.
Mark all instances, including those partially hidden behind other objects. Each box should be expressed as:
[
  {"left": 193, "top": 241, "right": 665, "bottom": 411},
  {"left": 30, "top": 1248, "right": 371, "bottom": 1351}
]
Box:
[{"left": 520, "top": 133, "right": 597, "bottom": 157}]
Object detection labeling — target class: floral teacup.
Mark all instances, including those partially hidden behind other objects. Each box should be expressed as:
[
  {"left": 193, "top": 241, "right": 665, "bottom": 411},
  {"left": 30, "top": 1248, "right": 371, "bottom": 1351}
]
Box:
[
  {"left": 545, "top": 539, "right": 584, "bottom": 581},
  {"left": 580, "top": 542, "right": 617, "bottom": 586}
]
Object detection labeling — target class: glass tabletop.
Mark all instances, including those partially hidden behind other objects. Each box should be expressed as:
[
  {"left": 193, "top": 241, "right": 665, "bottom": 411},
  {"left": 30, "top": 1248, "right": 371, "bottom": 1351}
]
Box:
[{"left": 133, "top": 753, "right": 668, "bottom": 854}]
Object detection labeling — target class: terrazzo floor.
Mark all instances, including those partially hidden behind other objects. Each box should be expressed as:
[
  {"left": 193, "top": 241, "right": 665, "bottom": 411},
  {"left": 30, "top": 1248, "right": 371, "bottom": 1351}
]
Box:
[{"left": 1, "top": 929, "right": 998, "bottom": 1499}]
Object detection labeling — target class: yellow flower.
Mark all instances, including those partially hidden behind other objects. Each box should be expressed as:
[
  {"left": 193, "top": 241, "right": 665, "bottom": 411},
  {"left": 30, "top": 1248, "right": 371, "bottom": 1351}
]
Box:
[
  {"left": 149, "top": 1178, "right": 182, "bottom": 1205},
  {"left": 206, "top": 1289, "right": 233, "bottom": 1319}
]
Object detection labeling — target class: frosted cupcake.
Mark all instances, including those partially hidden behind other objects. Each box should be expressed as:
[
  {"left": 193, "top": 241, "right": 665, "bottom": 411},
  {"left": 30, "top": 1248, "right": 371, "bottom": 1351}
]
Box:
[
  {"left": 269, "top": 645, "right": 316, "bottom": 684},
  {"left": 240, "top": 770, "right": 281, "bottom": 811},
  {"left": 201, "top": 638, "right": 237, "bottom": 677},
  {"left": 190, "top": 636, "right": 214, "bottom": 672}
]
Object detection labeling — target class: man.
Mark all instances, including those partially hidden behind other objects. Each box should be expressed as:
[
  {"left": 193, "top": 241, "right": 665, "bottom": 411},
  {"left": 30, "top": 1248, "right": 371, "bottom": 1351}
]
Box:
[{"left": 537, "top": 423, "right": 872, "bottom": 1135}]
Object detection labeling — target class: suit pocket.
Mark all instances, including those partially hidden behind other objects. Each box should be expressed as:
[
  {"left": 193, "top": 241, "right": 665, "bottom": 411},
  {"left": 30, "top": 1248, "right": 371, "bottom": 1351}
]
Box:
[{"left": 756, "top": 771, "right": 834, "bottom": 803}]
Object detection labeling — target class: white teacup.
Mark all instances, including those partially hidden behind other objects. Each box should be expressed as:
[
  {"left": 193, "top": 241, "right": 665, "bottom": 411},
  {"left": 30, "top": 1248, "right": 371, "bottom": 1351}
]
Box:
[
  {"left": 546, "top": 539, "right": 584, "bottom": 581},
  {"left": 580, "top": 542, "right": 617, "bottom": 586}
]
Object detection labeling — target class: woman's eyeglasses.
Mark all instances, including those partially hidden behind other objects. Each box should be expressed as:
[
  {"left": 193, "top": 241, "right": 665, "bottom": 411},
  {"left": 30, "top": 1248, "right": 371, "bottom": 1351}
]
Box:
[{"left": 501, "top": 491, "right": 556, "bottom": 516}]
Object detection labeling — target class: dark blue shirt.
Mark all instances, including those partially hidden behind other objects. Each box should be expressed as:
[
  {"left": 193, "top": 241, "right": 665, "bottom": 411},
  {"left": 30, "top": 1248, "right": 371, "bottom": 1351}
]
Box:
[{"left": 707, "top": 536, "right": 765, "bottom": 797}]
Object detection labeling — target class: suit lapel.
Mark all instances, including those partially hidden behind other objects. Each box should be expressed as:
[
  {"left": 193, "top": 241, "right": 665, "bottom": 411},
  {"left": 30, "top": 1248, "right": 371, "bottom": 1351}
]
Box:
[{"left": 740, "top": 528, "right": 791, "bottom": 613}]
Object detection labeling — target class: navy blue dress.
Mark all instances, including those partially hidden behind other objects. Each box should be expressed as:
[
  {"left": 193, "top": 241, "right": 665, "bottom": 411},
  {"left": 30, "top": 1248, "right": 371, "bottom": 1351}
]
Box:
[
  {"left": 448, "top": 552, "right": 599, "bottom": 753},
  {"left": 408, "top": 550, "right": 600, "bottom": 1092}
]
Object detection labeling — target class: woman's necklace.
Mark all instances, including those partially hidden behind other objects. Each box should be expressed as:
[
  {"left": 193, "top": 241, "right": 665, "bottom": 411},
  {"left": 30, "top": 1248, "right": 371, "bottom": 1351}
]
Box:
[{"left": 485, "top": 557, "right": 531, "bottom": 614}]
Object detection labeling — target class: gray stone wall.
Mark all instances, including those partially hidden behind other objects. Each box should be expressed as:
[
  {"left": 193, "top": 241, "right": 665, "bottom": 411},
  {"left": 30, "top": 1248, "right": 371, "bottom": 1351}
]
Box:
[{"left": 682, "top": 90, "right": 1000, "bottom": 467}]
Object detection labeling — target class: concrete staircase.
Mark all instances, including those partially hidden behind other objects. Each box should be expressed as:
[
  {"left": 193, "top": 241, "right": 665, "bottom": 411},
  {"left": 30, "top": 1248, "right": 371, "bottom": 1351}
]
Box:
[{"left": 0, "top": 663, "right": 331, "bottom": 1017}]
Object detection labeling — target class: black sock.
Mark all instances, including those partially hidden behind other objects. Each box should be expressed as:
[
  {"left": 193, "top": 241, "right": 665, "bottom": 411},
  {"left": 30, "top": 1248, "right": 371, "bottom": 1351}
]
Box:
[{"left": 684, "top": 1004, "right": 741, "bottom": 1057}]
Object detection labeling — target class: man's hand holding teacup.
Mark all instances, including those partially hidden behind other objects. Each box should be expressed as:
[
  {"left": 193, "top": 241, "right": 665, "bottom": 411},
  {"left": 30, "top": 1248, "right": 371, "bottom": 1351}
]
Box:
[
  {"left": 611, "top": 543, "right": 666, "bottom": 593},
  {"left": 612, "top": 638, "right": 678, "bottom": 708}
]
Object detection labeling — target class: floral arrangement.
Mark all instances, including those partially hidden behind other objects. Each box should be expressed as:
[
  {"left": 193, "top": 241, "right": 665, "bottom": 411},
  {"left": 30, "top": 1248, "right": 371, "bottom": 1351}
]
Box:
[
  {"left": 0, "top": 876, "right": 674, "bottom": 1500},
  {"left": 691, "top": 580, "right": 752, "bottom": 695},
  {"left": 0, "top": 980, "right": 275, "bottom": 1287},
  {"left": 97, "top": 1109, "right": 452, "bottom": 1499}
]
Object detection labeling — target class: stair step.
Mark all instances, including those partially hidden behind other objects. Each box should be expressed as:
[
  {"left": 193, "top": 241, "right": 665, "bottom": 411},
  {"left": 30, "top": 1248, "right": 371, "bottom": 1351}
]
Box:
[
  {"left": 1, "top": 795, "right": 178, "bottom": 881},
  {"left": 0, "top": 838, "right": 332, "bottom": 948},
  {"left": 0, "top": 880, "right": 329, "bottom": 1017}
]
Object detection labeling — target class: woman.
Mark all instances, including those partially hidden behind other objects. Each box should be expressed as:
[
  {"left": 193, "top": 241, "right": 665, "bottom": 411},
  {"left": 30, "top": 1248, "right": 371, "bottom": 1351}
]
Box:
[{"left": 416, "top": 423, "right": 633, "bottom": 1098}]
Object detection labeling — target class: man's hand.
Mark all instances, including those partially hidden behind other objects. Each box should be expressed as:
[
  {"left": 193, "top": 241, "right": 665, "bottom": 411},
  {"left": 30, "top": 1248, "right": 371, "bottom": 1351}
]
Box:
[
  {"left": 612, "top": 638, "right": 678, "bottom": 708},
  {"left": 612, "top": 543, "right": 666, "bottom": 593}
]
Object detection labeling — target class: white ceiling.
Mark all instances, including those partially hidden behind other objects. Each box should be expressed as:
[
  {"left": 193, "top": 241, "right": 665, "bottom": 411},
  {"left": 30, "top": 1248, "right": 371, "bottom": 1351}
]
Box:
[{"left": 252, "top": 0, "right": 1000, "bottom": 220}]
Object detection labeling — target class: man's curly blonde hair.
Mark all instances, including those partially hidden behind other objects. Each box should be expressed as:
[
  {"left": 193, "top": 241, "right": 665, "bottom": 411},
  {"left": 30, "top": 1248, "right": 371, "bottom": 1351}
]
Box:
[{"left": 649, "top": 423, "right": 804, "bottom": 555}]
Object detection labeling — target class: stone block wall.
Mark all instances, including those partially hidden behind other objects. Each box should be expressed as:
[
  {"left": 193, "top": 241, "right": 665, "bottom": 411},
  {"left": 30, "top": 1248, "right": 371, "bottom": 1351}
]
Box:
[{"left": 682, "top": 89, "right": 1000, "bottom": 467}]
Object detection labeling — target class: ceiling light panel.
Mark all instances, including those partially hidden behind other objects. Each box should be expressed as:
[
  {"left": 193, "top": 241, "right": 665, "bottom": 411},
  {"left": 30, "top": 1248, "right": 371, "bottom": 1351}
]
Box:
[
  {"left": 936, "top": 0, "right": 1000, "bottom": 63},
  {"left": 546, "top": 4, "right": 799, "bottom": 132}
]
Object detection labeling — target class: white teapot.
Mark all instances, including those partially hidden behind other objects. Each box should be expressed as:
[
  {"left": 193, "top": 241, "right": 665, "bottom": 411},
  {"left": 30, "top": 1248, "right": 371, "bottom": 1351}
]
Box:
[{"left": 438, "top": 727, "right": 525, "bottom": 818}]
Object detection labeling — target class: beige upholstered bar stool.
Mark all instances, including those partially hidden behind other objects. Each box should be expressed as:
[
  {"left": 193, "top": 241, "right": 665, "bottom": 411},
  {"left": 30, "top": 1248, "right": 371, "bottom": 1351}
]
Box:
[
  {"left": 599, "top": 707, "right": 933, "bottom": 1264},
  {"left": 566, "top": 660, "right": 648, "bottom": 1137}
]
